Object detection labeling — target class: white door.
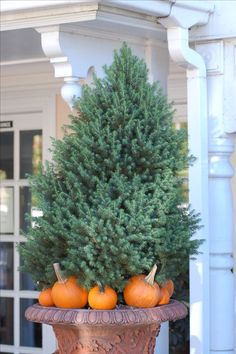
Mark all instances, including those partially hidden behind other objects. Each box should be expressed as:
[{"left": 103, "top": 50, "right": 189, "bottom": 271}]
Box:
[{"left": 0, "top": 98, "right": 56, "bottom": 354}]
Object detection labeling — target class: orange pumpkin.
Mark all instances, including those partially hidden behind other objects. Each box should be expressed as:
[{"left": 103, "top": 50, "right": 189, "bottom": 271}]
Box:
[
  {"left": 51, "top": 263, "right": 88, "bottom": 308},
  {"left": 123, "top": 264, "right": 160, "bottom": 308},
  {"left": 162, "top": 279, "right": 174, "bottom": 297},
  {"left": 38, "top": 288, "right": 54, "bottom": 307},
  {"left": 157, "top": 287, "right": 170, "bottom": 305},
  {"left": 88, "top": 285, "right": 118, "bottom": 310}
]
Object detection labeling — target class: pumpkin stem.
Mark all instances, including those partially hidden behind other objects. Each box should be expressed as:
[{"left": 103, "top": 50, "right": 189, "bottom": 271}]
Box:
[
  {"left": 144, "top": 264, "right": 157, "bottom": 286},
  {"left": 97, "top": 281, "right": 105, "bottom": 293},
  {"left": 53, "top": 263, "right": 67, "bottom": 284}
]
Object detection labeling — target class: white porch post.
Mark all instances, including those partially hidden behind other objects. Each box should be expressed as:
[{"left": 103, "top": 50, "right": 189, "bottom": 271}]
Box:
[
  {"left": 165, "top": 27, "right": 209, "bottom": 354},
  {"left": 158, "top": 4, "right": 213, "bottom": 351},
  {"left": 165, "top": 32, "right": 236, "bottom": 354},
  {"left": 196, "top": 41, "right": 235, "bottom": 354}
]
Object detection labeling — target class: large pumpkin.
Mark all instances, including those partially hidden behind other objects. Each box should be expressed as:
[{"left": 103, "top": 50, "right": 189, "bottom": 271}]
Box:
[
  {"left": 88, "top": 285, "right": 118, "bottom": 310},
  {"left": 51, "top": 263, "right": 88, "bottom": 308},
  {"left": 123, "top": 264, "right": 160, "bottom": 308}
]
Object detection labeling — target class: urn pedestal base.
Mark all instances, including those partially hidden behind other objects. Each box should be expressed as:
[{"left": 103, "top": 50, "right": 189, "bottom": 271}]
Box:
[{"left": 25, "top": 300, "right": 187, "bottom": 354}]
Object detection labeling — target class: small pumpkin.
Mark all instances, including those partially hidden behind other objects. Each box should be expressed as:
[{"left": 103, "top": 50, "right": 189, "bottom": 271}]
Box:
[
  {"left": 123, "top": 264, "right": 160, "bottom": 308},
  {"left": 157, "top": 287, "right": 170, "bottom": 305},
  {"left": 162, "top": 279, "right": 174, "bottom": 297},
  {"left": 51, "top": 263, "right": 88, "bottom": 308},
  {"left": 38, "top": 288, "right": 54, "bottom": 307},
  {"left": 88, "top": 285, "right": 118, "bottom": 310}
]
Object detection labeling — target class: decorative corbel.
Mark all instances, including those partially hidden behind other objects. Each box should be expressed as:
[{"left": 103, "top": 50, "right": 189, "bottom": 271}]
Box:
[{"left": 36, "top": 25, "right": 86, "bottom": 108}]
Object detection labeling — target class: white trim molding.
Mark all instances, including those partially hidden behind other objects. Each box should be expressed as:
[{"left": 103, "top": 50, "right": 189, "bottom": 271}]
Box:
[
  {"left": 103, "top": 0, "right": 214, "bottom": 28},
  {"left": 0, "top": 3, "right": 98, "bottom": 31},
  {"left": 0, "top": 0, "right": 214, "bottom": 32},
  {"left": 0, "top": 0, "right": 95, "bottom": 12}
]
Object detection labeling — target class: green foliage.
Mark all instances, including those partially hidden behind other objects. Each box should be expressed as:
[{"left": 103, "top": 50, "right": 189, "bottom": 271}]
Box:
[{"left": 19, "top": 43, "right": 201, "bottom": 292}]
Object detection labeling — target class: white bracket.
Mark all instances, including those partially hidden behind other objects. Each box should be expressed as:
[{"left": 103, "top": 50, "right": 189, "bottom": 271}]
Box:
[
  {"left": 35, "top": 25, "right": 116, "bottom": 107},
  {"left": 36, "top": 25, "right": 86, "bottom": 107}
]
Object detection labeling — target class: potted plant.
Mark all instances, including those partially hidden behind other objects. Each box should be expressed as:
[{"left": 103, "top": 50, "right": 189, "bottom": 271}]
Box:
[{"left": 19, "top": 44, "right": 201, "bottom": 354}]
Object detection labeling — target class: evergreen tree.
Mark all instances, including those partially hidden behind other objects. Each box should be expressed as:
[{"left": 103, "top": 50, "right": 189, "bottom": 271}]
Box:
[{"left": 19, "top": 44, "right": 201, "bottom": 293}]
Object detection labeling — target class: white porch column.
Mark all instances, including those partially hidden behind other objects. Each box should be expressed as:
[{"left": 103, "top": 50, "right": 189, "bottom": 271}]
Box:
[
  {"left": 158, "top": 4, "right": 213, "bottom": 352},
  {"left": 196, "top": 41, "right": 235, "bottom": 354},
  {"left": 164, "top": 27, "right": 209, "bottom": 354}
]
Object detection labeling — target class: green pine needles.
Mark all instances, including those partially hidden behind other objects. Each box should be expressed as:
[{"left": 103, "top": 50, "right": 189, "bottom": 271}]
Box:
[{"left": 19, "top": 43, "right": 201, "bottom": 293}]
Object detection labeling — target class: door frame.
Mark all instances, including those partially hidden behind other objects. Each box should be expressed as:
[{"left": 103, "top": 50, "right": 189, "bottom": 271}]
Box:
[{"left": 0, "top": 91, "right": 57, "bottom": 354}]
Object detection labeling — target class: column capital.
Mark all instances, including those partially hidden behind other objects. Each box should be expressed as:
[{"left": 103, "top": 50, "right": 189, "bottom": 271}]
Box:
[
  {"left": 196, "top": 40, "right": 236, "bottom": 134},
  {"left": 61, "top": 77, "right": 81, "bottom": 109},
  {"left": 196, "top": 41, "right": 224, "bottom": 75}
]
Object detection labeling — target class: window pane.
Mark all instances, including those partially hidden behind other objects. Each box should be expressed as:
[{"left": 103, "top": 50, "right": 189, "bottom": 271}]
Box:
[
  {"left": 20, "top": 298, "right": 42, "bottom": 347},
  {"left": 20, "top": 130, "right": 42, "bottom": 179},
  {"left": 20, "top": 250, "right": 36, "bottom": 291},
  {"left": 0, "top": 132, "right": 14, "bottom": 180},
  {"left": 0, "top": 297, "right": 14, "bottom": 345},
  {"left": 0, "top": 187, "right": 14, "bottom": 234},
  {"left": 0, "top": 242, "right": 13, "bottom": 290},
  {"left": 20, "top": 187, "right": 42, "bottom": 234}
]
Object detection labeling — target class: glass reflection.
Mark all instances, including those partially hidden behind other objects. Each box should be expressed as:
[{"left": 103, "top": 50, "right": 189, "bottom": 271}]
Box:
[
  {"left": 20, "top": 130, "right": 42, "bottom": 179},
  {"left": 20, "top": 250, "right": 36, "bottom": 291},
  {"left": 0, "top": 187, "right": 14, "bottom": 234},
  {"left": 0, "top": 132, "right": 14, "bottom": 180},
  {"left": 20, "top": 298, "right": 42, "bottom": 347},
  {"left": 0, "top": 297, "right": 14, "bottom": 345},
  {"left": 20, "top": 187, "right": 42, "bottom": 233},
  {"left": 0, "top": 242, "right": 13, "bottom": 289}
]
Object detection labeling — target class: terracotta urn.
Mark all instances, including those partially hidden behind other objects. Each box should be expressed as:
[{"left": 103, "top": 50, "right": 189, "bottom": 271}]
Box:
[{"left": 25, "top": 300, "right": 187, "bottom": 354}]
